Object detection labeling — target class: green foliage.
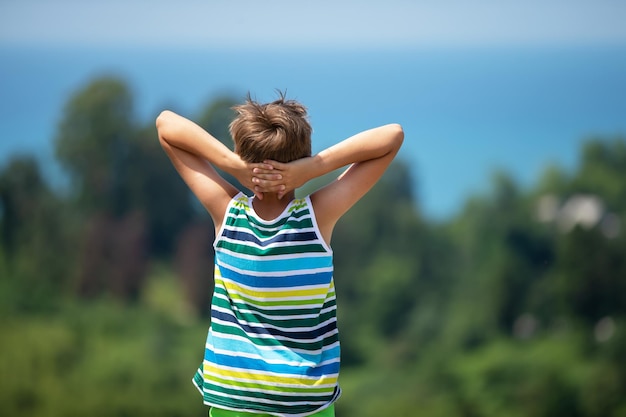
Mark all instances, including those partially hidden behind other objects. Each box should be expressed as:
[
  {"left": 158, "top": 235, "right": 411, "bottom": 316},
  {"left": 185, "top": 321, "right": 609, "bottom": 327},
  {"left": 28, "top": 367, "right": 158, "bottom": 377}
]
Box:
[
  {"left": 0, "top": 155, "right": 74, "bottom": 312},
  {"left": 0, "top": 271, "right": 207, "bottom": 417},
  {"left": 126, "top": 124, "right": 194, "bottom": 255},
  {"left": 575, "top": 138, "right": 626, "bottom": 208}
]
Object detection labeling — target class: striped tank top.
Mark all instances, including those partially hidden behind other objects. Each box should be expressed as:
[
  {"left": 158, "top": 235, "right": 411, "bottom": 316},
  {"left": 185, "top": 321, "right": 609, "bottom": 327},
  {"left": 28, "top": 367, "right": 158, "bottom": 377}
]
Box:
[{"left": 193, "top": 192, "right": 341, "bottom": 416}]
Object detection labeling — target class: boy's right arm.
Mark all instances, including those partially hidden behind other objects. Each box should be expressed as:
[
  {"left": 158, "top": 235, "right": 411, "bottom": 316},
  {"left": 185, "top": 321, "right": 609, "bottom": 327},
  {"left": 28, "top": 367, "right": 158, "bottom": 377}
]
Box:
[
  {"left": 254, "top": 124, "right": 404, "bottom": 243},
  {"left": 156, "top": 110, "right": 278, "bottom": 226}
]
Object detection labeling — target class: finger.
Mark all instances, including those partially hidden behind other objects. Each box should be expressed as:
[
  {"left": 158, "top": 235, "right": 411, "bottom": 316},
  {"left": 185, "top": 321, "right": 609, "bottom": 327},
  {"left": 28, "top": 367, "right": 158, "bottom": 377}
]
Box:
[
  {"left": 263, "top": 160, "right": 287, "bottom": 170},
  {"left": 253, "top": 173, "right": 282, "bottom": 181},
  {"left": 252, "top": 177, "right": 284, "bottom": 188},
  {"left": 253, "top": 167, "right": 281, "bottom": 176},
  {"left": 254, "top": 162, "right": 277, "bottom": 171}
]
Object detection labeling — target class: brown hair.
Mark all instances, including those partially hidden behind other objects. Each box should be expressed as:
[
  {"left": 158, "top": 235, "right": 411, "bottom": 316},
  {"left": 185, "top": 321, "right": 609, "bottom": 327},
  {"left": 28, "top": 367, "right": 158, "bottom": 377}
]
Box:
[{"left": 229, "top": 92, "right": 312, "bottom": 163}]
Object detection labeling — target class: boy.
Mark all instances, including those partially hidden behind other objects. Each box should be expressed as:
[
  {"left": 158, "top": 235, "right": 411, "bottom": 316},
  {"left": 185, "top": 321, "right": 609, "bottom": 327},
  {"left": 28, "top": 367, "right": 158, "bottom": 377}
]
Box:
[{"left": 156, "top": 94, "right": 403, "bottom": 417}]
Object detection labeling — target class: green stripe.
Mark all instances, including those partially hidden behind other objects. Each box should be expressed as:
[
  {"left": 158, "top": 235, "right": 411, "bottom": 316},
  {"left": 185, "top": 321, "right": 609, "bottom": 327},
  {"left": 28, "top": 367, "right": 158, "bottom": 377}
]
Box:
[
  {"left": 225, "top": 216, "right": 314, "bottom": 238},
  {"left": 216, "top": 240, "right": 327, "bottom": 255},
  {"left": 214, "top": 296, "right": 335, "bottom": 328},
  {"left": 203, "top": 392, "right": 325, "bottom": 415},
  {"left": 204, "top": 382, "right": 333, "bottom": 404},
  {"left": 227, "top": 205, "right": 310, "bottom": 229}
]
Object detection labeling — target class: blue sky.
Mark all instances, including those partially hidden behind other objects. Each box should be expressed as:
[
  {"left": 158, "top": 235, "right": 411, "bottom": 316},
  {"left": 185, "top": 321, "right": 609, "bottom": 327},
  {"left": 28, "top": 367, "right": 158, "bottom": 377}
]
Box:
[
  {"left": 1, "top": 1, "right": 625, "bottom": 219},
  {"left": 2, "top": 0, "right": 626, "bottom": 48}
]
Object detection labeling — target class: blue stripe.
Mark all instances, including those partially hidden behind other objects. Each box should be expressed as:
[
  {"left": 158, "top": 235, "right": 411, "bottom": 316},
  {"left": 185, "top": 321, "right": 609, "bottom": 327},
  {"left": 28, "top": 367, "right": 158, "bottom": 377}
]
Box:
[
  {"left": 218, "top": 264, "right": 333, "bottom": 288},
  {"left": 206, "top": 332, "right": 341, "bottom": 365},
  {"left": 216, "top": 251, "right": 332, "bottom": 273},
  {"left": 222, "top": 228, "right": 319, "bottom": 247},
  {"left": 208, "top": 351, "right": 340, "bottom": 377}
]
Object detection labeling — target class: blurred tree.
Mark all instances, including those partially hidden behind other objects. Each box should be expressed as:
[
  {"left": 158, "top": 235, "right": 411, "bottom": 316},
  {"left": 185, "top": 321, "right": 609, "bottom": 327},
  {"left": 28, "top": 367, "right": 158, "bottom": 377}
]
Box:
[
  {"left": 127, "top": 124, "right": 194, "bottom": 256},
  {"left": 0, "top": 156, "right": 72, "bottom": 311},
  {"left": 573, "top": 138, "right": 626, "bottom": 209},
  {"left": 444, "top": 171, "right": 555, "bottom": 349},
  {"left": 55, "top": 77, "right": 134, "bottom": 214},
  {"left": 531, "top": 138, "right": 626, "bottom": 323},
  {"left": 175, "top": 219, "right": 214, "bottom": 318},
  {"left": 76, "top": 210, "right": 148, "bottom": 300},
  {"left": 54, "top": 77, "right": 148, "bottom": 300},
  {"left": 0, "top": 156, "right": 44, "bottom": 255},
  {"left": 551, "top": 226, "right": 626, "bottom": 321}
]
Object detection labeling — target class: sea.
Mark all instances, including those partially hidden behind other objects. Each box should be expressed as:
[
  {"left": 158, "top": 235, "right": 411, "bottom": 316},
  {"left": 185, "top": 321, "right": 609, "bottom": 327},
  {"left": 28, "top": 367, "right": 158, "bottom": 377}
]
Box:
[{"left": 1, "top": 44, "right": 625, "bottom": 219}]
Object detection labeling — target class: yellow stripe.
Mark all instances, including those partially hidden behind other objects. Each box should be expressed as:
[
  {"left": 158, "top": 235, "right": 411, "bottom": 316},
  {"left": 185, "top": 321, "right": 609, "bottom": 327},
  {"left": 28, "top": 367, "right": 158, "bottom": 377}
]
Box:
[
  {"left": 203, "top": 364, "right": 338, "bottom": 387},
  {"left": 207, "top": 375, "right": 333, "bottom": 393},
  {"left": 217, "top": 277, "right": 329, "bottom": 300}
]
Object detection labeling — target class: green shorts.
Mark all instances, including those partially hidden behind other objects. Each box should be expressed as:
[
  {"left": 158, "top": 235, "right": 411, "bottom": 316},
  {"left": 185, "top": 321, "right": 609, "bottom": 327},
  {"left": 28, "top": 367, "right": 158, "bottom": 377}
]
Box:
[{"left": 209, "top": 404, "right": 335, "bottom": 417}]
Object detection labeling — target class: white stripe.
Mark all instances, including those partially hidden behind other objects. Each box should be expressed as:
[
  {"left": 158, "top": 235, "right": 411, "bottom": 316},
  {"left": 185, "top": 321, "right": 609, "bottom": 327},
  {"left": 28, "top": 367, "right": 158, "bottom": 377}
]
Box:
[
  {"left": 231, "top": 206, "right": 310, "bottom": 218},
  {"left": 208, "top": 331, "right": 340, "bottom": 356}
]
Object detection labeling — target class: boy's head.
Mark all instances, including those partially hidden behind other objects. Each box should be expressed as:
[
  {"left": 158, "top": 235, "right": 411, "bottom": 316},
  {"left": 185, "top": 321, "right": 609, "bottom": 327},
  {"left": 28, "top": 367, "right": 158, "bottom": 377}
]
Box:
[{"left": 229, "top": 93, "right": 312, "bottom": 163}]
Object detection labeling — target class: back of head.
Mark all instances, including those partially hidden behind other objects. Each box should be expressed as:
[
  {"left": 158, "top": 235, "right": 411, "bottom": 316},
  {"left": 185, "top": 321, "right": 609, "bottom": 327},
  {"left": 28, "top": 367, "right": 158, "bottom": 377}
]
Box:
[{"left": 229, "top": 93, "right": 312, "bottom": 163}]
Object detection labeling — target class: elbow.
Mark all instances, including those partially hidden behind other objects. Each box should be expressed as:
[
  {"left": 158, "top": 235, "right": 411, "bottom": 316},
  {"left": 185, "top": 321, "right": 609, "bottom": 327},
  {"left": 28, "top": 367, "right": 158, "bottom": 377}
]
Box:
[
  {"left": 155, "top": 110, "right": 176, "bottom": 145},
  {"left": 387, "top": 123, "right": 404, "bottom": 151},
  {"left": 155, "top": 110, "right": 174, "bottom": 132}
]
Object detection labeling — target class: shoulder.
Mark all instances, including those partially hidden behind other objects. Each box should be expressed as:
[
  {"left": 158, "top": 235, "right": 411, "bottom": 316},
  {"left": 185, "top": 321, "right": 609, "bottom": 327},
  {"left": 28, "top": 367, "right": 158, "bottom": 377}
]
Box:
[{"left": 231, "top": 192, "right": 251, "bottom": 208}]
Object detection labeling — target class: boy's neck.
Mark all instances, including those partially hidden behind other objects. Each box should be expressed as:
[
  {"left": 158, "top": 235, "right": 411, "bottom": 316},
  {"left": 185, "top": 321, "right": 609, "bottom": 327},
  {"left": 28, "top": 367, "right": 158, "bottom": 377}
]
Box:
[{"left": 252, "top": 191, "right": 296, "bottom": 220}]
